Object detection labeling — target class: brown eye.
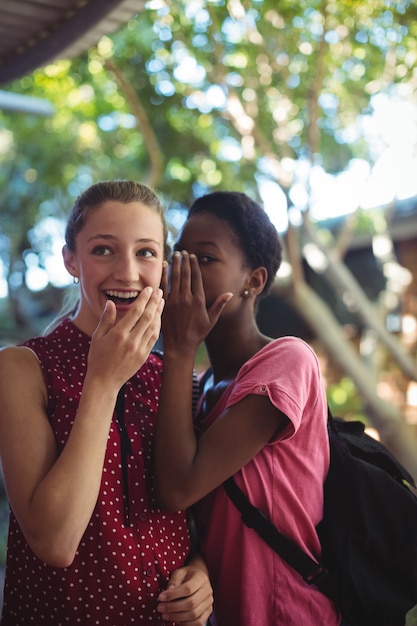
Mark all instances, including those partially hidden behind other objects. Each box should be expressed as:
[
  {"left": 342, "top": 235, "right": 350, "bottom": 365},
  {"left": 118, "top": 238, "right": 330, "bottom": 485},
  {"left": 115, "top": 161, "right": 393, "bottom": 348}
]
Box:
[
  {"left": 92, "top": 246, "right": 111, "bottom": 256},
  {"left": 137, "top": 248, "right": 157, "bottom": 258}
]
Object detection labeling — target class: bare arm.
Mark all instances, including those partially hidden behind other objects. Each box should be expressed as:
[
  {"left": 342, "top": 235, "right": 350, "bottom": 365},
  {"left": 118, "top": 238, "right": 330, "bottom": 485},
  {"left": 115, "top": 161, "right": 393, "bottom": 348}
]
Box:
[
  {"left": 0, "top": 287, "right": 163, "bottom": 567},
  {"left": 155, "top": 253, "right": 288, "bottom": 511}
]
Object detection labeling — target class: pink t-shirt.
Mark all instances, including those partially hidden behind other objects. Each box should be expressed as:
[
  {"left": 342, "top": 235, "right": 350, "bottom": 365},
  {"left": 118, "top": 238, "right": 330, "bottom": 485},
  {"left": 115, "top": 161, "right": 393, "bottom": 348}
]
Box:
[{"left": 196, "top": 337, "right": 340, "bottom": 626}]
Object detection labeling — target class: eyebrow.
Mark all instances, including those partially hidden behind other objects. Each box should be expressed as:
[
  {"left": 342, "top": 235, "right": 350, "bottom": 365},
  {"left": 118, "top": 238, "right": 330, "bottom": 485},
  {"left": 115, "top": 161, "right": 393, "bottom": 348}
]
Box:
[
  {"left": 174, "top": 240, "right": 220, "bottom": 250},
  {"left": 87, "top": 234, "right": 161, "bottom": 247}
]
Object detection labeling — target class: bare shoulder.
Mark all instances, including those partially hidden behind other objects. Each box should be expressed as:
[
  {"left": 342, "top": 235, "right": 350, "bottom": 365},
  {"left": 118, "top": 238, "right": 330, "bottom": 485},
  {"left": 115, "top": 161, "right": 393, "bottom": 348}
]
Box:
[
  {"left": 0, "top": 344, "right": 42, "bottom": 377},
  {"left": 0, "top": 345, "right": 51, "bottom": 476},
  {"left": 0, "top": 345, "right": 47, "bottom": 405},
  {"left": 0, "top": 343, "right": 41, "bottom": 367}
]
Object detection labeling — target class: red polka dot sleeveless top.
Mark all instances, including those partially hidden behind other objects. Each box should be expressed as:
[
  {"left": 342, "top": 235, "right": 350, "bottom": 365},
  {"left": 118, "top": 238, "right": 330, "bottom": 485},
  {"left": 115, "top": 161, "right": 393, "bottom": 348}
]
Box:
[{"left": 1, "top": 319, "right": 190, "bottom": 625}]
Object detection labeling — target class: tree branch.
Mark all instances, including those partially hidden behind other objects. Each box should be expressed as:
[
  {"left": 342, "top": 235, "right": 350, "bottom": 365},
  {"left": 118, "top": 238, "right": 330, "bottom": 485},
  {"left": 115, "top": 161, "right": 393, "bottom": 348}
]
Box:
[{"left": 104, "top": 58, "right": 164, "bottom": 188}]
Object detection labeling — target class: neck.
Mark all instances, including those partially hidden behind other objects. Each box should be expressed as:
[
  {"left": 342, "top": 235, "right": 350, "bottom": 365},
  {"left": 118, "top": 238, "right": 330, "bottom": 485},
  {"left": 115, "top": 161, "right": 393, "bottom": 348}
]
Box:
[{"left": 204, "top": 319, "right": 271, "bottom": 382}]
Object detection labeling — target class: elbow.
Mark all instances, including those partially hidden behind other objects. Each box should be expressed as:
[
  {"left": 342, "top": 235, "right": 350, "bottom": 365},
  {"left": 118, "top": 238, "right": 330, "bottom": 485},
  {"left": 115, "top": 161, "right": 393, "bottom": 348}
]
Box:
[
  {"left": 155, "top": 485, "right": 193, "bottom": 512},
  {"left": 44, "top": 552, "right": 76, "bottom": 569},
  {"left": 47, "top": 549, "right": 77, "bottom": 569},
  {"left": 27, "top": 535, "right": 78, "bottom": 569},
  {"left": 155, "top": 492, "right": 185, "bottom": 512}
]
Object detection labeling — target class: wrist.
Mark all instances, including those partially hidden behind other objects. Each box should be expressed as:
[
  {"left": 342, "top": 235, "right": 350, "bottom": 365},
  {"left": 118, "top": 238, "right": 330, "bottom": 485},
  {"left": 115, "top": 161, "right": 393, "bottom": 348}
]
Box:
[
  {"left": 162, "top": 344, "right": 197, "bottom": 362},
  {"left": 82, "top": 375, "right": 120, "bottom": 406}
]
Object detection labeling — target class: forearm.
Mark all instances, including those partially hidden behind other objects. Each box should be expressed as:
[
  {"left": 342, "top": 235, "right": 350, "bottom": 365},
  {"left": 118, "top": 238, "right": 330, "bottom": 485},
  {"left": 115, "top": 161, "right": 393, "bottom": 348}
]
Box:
[
  {"left": 24, "top": 378, "right": 119, "bottom": 566},
  {"left": 156, "top": 250, "right": 233, "bottom": 510},
  {"left": 154, "top": 349, "right": 199, "bottom": 511}
]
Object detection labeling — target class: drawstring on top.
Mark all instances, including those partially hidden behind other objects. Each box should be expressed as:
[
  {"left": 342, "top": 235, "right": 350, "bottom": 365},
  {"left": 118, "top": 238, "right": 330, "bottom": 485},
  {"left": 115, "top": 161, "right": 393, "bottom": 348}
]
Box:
[{"left": 115, "top": 384, "right": 133, "bottom": 527}]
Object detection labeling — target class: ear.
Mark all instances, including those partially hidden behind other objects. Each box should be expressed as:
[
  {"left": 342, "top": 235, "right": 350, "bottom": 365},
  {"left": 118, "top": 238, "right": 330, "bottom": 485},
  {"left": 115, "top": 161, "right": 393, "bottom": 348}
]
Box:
[
  {"left": 62, "top": 244, "right": 79, "bottom": 279},
  {"left": 249, "top": 266, "right": 268, "bottom": 296}
]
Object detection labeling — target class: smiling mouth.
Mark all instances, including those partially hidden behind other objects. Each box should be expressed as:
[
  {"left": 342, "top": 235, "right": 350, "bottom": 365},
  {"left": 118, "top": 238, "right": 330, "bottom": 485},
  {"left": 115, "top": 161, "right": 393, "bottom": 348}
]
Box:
[{"left": 105, "top": 290, "right": 139, "bottom": 304}]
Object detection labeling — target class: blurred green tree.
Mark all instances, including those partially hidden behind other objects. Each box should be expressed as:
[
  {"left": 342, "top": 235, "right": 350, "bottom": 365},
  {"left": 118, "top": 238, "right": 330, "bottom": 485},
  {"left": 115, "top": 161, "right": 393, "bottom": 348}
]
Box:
[{"left": 1, "top": 0, "right": 417, "bottom": 468}]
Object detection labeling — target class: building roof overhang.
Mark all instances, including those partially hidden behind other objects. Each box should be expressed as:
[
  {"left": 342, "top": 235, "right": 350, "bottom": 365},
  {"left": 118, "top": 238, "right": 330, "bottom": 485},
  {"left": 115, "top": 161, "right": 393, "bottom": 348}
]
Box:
[{"left": 0, "top": 0, "right": 143, "bottom": 87}]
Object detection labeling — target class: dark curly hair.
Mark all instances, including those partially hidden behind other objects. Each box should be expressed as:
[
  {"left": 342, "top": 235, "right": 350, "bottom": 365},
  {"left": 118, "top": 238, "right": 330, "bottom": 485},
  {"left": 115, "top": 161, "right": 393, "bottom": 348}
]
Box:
[{"left": 188, "top": 191, "right": 282, "bottom": 299}]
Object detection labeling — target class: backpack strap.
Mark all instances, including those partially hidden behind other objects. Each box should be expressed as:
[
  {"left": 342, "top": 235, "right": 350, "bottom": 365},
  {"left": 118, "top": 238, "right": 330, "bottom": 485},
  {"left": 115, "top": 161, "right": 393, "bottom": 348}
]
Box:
[
  {"left": 223, "top": 476, "right": 329, "bottom": 587},
  {"left": 115, "top": 384, "right": 133, "bottom": 527},
  {"left": 204, "top": 366, "right": 328, "bottom": 585}
]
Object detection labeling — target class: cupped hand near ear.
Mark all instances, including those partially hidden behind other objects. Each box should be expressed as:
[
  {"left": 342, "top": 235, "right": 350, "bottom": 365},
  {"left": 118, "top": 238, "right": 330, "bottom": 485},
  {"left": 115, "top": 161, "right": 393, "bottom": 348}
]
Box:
[{"left": 161, "top": 251, "right": 232, "bottom": 355}]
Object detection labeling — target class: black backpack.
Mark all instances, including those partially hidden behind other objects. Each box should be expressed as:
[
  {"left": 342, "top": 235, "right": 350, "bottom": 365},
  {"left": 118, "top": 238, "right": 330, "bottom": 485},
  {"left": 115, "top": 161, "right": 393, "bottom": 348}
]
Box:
[{"left": 224, "top": 412, "right": 417, "bottom": 626}]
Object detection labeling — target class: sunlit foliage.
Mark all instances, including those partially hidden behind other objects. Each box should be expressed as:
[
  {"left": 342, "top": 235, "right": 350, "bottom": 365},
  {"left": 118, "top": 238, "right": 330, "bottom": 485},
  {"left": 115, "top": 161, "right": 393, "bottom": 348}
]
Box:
[{"left": 1, "top": 0, "right": 417, "bottom": 339}]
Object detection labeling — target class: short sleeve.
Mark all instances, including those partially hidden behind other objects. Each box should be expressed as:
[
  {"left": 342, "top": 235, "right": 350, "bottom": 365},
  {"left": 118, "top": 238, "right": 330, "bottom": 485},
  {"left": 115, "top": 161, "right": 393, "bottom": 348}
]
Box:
[{"left": 226, "top": 337, "right": 326, "bottom": 438}]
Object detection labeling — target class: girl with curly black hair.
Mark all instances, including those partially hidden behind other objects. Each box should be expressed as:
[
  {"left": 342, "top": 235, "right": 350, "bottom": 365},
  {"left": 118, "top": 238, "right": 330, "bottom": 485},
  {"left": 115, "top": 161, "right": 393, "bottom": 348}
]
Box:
[{"left": 155, "top": 190, "right": 340, "bottom": 626}]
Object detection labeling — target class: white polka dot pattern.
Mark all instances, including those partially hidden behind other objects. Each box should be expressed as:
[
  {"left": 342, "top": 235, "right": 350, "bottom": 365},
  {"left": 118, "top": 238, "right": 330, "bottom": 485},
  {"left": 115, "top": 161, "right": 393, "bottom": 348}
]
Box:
[{"left": 1, "top": 320, "right": 190, "bottom": 625}]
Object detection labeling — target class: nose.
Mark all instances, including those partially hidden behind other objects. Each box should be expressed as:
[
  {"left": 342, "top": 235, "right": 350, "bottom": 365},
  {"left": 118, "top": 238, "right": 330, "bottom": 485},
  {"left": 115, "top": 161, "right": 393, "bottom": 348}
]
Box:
[{"left": 113, "top": 252, "right": 140, "bottom": 284}]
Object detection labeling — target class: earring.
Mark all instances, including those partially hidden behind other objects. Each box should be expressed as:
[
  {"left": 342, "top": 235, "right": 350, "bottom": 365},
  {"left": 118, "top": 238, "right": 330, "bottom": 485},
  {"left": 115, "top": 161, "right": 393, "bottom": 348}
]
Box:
[
  {"left": 242, "top": 289, "right": 250, "bottom": 297},
  {"left": 73, "top": 276, "right": 79, "bottom": 285}
]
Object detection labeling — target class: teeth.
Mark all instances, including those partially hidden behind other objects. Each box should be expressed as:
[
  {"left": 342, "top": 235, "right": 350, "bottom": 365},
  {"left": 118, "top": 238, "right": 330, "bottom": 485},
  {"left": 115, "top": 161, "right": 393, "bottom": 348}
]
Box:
[{"left": 106, "top": 290, "right": 139, "bottom": 299}]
